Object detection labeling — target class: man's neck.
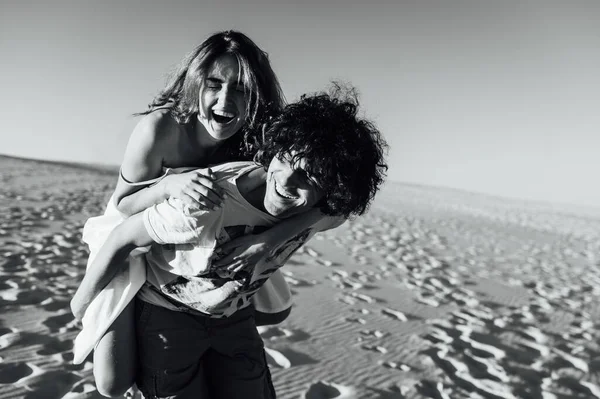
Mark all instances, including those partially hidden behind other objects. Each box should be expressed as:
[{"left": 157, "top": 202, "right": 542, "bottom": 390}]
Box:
[{"left": 236, "top": 167, "right": 267, "bottom": 213}]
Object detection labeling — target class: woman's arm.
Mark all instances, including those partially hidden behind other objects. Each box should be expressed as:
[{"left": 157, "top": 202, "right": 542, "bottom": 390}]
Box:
[
  {"left": 113, "top": 112, "right": 224, "bottom": 216},
  {"left": 71, "top": 213, "right": 153, "bottom": 319}
]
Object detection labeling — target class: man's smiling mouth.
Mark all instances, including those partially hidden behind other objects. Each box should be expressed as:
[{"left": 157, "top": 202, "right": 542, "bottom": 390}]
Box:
[{"left": 274, "top": 180, "right": 297, "bottom": 199}]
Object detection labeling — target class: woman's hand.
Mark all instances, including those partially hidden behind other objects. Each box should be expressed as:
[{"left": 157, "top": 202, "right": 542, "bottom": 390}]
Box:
[
  {"left": 161, "top": 168, "right": 226, "bottom": 210},
  {"left": 212, "top": 233, "right": 278, "bottom": 273}
]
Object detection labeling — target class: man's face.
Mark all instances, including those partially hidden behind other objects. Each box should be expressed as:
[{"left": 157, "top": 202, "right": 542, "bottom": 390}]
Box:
[{"left": 263, "top": 151, "right": 323, "bottom": 219}]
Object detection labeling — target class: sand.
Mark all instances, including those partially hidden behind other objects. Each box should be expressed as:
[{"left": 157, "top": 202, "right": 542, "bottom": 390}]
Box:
[{"left": 1, "top": 154, "right": 599, "bottom": 399}]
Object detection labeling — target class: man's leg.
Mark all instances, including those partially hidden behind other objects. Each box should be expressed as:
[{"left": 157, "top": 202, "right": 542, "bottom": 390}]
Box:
[
  {"left": 205, "top": 307, "right": 277, "bottom": 398},
  {"left": 134, "top": 299, "right": 210, "bottom": 399}
]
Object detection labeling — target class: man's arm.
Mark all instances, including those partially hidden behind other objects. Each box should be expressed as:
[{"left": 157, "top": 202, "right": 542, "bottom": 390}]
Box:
[
  {"left": 71, "top": 213, "right": 153, "bottom": 320},
  {"left": 211, "top": 209, "right": 344, "bottom": 269}
]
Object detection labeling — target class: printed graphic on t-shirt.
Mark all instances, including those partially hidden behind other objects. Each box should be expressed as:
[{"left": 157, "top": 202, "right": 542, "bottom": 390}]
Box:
[{"left": 160, "top": 225, "right": 312, "bottom": 317}]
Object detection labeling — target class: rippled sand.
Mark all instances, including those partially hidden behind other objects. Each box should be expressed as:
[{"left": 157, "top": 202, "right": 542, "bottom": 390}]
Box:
[{"left": 1, "top": 155, "right": 599, "bottom": 399}]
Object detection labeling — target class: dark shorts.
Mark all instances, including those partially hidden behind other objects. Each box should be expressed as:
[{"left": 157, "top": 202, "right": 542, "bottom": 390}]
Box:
[{"left": 134, "top": 298, "right": 276, "bottom": 399}]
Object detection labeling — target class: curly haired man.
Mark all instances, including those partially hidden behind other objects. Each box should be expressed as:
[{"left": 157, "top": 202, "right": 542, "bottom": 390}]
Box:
[{"left": 72, "top": 84, "right": 388, "bottom": 398}]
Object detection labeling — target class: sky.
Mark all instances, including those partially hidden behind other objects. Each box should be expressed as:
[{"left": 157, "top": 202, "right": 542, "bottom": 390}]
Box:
[{"left": 1, "top": 0, "right": 599, "bottom": 208}]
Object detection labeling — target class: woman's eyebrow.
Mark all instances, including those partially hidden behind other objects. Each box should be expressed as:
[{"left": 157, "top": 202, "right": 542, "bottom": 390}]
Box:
[
  {"left": 206, "top": 76, "right": 244, "bottom": 89},
  {"left": 205, "top": 77, "right": 223, "bottom": 84}
]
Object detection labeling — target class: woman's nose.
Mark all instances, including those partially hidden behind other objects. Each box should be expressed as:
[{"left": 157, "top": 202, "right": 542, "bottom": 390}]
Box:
[{"left": 217, "top": 86, "right": 232, "bottom": 106}]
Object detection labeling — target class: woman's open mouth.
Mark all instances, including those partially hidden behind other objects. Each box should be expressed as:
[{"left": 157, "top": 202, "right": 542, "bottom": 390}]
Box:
[{"left": 212, "top": 109, "right": 236, "bottom": 125}]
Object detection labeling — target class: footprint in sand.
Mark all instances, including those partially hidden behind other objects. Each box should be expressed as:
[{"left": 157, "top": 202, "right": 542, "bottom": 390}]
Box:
[
  {"left": 379, "top": 361, "right": 412, "bottom": 371},
  {"left": 414, "top": 295, "right": 441, "bottom": 308},
  {"left": 360, "top": 329, "right": 386, "bottom": 338},
  {"left": 349, "top": 292, "right": 380, "bottom": 304},
  {"left": 556, "top": 378, "right": 600, "bottom": 399},
  {"left": 338, "top": 279, "right": 365, "bottom": 290},
  {"left": 264, "top": 347, "right": 318, "bottom": 369},
  {"left": 550, "top": 347, "right": 589, "bottom": 373},
  {"left": 49, "top": 351, "right": 77, "bottom": 367},
  {"left": 454, "top": 371, "right": 518, "bottom": 399},
  {"left": 37, "top": 338, "right": 73, "bottom": 356},
  {"left": 0, "top": 255, "right": 27, "bottom": 272},
  {"left": 462, "top": 350, "right": 510, "bottom": 383},
  {"left": 317, "top": 259, "right": 335, "bottom": 267},
  {"left": 41, "top": 312, "right": 77, "bottom": 333},
  {"left": 0, "top": 273, "right": 17, "bottom": 291},
  {"left": 303, "top": 380, "right": 357, "bottom": 399},
  {"left": 258, "top": 326, "right": 310, "bottom": 342},
  {"left": 381, "top": 307, "right": 408, "bottom": 321},
  {"left": 19, "top": 369, "right": 81, "bottom": 399},
  {"left": 361, "top": 344, "right": 388, "bottom": 354},
  {"left": 344, "top": 317, "right": 367, "bottom": 325},
  {"left": 284, "top": 276, "right": 316, "bottom": 287},
  {"left": 337, "top": 295, "right": 357, "bottom": 305},
  {"left": 0, "top": 286, "right": 52, "bottom": 306},
  {"left": 301, "top": 247, "right": 320, "bottom": 258},
  {"left": 258, "top": 325, "right": 292, "bottom": 339},
  {"left": 0, "top": 327, "right": 21, "bottom": 349},
  {"left": 0, "top": 362, "right": 35, "bottom": 384},
  {"left": 62, "top": 380, "right": 97, "bottom": 398},
  {"left": 39, "top": 296, "right": 71, "bottom": 312},
  {"left": 421, "top": 347, "right": 518, "bottom": 399},
  {"left": 589, "top": 357, "right": 600, "bottom": 373},
  {"left": 415, "top": 380, "right": 452, "bottom": 399}
]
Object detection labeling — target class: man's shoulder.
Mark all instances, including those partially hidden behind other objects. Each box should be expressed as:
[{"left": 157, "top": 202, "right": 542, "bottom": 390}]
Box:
[
  {"left": 209, "top": 161, "right": 260, "bottom": 182},
  {"left": 210, "top": 162, "right": 263, "bottom": 198}
]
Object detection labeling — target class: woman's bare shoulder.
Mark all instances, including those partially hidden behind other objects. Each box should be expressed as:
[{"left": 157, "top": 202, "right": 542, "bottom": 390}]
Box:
[
  {"left": 120, "top": 110, "right": 188, "bottom": 171},
  {"left": 133, "top": 109, "right": 184, "bottom": 146}
]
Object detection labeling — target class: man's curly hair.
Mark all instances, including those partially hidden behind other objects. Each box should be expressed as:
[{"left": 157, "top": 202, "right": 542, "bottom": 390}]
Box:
[{"left": 253, "top": 83, "right": 388, "bottom": 218}]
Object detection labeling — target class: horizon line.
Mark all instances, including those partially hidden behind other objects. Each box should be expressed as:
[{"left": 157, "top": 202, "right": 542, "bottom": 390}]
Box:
[{"left": 1, "top": 152, "right": 597, "bottom": 213}]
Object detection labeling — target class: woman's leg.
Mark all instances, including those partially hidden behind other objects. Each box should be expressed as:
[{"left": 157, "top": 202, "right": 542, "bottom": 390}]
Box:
[{"left": 93, "top": 301, "right": 137, "bottom": 398}]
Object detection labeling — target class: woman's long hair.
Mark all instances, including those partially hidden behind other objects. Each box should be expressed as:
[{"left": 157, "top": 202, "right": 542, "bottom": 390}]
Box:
[{"left": 137, "top": 30, "right": 285, "bottom": 160}]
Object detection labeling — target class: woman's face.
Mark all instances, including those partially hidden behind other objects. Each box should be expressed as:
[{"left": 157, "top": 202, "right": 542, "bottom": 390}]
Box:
[{"left": 198, "top": 54, "right": 248, "bottom": 142}]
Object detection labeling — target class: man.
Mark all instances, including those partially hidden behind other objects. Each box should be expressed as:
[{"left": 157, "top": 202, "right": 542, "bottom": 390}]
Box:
[{"left": 73, "top": 86, "right": 387, "bottom": 398}]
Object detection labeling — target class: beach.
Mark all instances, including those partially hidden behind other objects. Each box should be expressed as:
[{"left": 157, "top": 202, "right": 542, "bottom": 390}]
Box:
[{"left": 1, "top": 154, "right": 599, "bottom": 399}]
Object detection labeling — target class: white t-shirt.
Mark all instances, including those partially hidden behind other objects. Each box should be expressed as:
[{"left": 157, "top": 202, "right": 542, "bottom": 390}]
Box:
[{"left": 140, "top": 161, "right": 343, "bottom": 317}]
